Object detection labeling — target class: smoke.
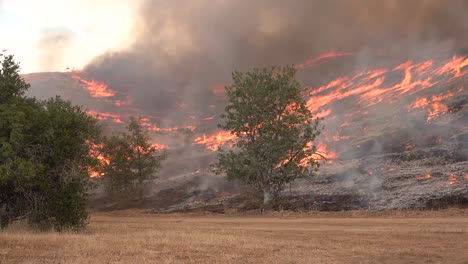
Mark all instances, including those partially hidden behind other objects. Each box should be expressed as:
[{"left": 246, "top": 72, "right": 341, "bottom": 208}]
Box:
[
  {"left": 37, "top": 29, "right": 73, "bottom": 72},
  {"left": 82, "top": 0, "right": 468, "bottom": 127}
]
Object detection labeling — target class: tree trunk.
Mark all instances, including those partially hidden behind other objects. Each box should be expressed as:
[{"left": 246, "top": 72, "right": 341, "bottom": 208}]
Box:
[{"left": 262, "top": 185, "right": 272, "bottom": 209}]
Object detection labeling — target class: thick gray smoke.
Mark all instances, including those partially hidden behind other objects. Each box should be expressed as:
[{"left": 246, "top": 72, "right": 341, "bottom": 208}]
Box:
[{"left": 83, "top": 0, "right": 468, "bottom": 127}]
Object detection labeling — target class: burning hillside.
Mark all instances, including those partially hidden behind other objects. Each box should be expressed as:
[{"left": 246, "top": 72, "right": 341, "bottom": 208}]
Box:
[
  {"left": 22, "top": 0, "right": 468, "bottom": 211},
  {"left": 24, "top": 51, "right": 468, "bottom": 210}
]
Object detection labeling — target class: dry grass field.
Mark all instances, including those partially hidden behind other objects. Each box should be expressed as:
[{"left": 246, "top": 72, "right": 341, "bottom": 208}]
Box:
[{"left": 1, "top": 210, "right": 467, "bottom": 264}]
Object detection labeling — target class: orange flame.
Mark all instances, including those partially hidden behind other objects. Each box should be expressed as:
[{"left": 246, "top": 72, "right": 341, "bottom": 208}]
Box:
[
  {"left": 151, "top": 143, "right": 169, "bottom": 151},
  {"left": 305, "top": 56, "right": 467, "bottom": 123},
  {"left": 87, "top": 143, "right": 108, "bottom": 178},
  {"left": 72, "top": 75, "right": 116, "bottom": 98},
  {"left": 87, "top": 110, "right": 125, "bottom": 124},
  {"left": 448, "top": 174, "right": 457, "bottom": 185},
  {"left": 311, "top": 143, "right": 337, "bottom": 164},
  {"left": 194, "top": 131, "right": 237, "bottom": 151},
  {"left": 295, "top": 51, "right": 352, "bottom": 70},
  {"left": 417, "top": 174, "right": 431, "bottom": 180},
  {"left": 410, "top": 88, "right": 462, "bottom": 122}
]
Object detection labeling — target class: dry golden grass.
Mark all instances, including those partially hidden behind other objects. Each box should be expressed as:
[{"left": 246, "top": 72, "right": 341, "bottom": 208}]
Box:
[{"left": 1, "top": 209, "right": 467, "bottom": 264}]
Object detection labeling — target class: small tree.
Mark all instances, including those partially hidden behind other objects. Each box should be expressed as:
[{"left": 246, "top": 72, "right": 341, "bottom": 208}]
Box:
[
  {"left": 100, "top": 117, "right": 166, "bottom": 198},
  {"left": 214, "top": 66, "right": 322, "bottom": 207},
  {"left": 99, "top": 135, "right": 133, "bottom": 195},
  {"left": 127, "top": 117, "right": 165, "bottom": 190}
]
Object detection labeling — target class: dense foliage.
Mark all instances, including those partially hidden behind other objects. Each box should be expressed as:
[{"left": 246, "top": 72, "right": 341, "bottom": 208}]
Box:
[
  {"left": 0, "top": 54, "right": 100, "bottom": 230},
  {"left": 214, "top": 66, "right": 322, "bottom": 206}
]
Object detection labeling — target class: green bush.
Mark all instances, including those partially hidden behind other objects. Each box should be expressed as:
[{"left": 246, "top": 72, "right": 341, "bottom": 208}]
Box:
[{"left": 0, "top": 54, "right": 100, "bottom": 231}]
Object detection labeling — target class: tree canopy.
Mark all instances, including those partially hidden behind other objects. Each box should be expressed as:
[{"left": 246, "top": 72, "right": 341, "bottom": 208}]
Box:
[
  {"left": 214, "top": 65, "right": 322, "bottom": 206},
  {"left": 0, "top": 54, "right": 100, "bottom": 230}
]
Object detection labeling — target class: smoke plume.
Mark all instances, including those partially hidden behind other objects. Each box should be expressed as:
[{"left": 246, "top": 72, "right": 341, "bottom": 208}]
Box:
[{"left": 84, "top": 0, "right": 468, "bottom": 121}]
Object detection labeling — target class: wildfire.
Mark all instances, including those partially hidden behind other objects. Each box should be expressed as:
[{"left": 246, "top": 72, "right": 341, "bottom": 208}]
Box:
[
  {"left": 295, "top": 51, "right": 352, "bottom": 70},
  {"left": 305, "top": 56, "right": 467, "bottom": 123},
  {"left": 331, "top": 133, "right": 350, "bottom": 142},
  {"left": 152, "top": 143, "right": 169, "bottom": 151},
  {"left": 193, "top": 131, "right": 237, "bottom": 151},
  {"left": 87, "top": 143, "right": 108, "bottom": 178},
  {"left": 311, "top": 143, "right": 337, "bottom": 164},
  {"left": 203, "top": 116, "right": 215, "bottom": 121},
  {"left": 448, "top": 174, "right": 457, "bottom": 185},
  {"left": 436, "top": 55, "right": 468, "bottom": 79},
  {"left": 417, "top": 174, "right": 432, "bottom": 181},
  {"left": 87, "top": 110, "right": 125, "bottom": 124},
  {"left": 140, "top": 117, "right": 196, "bottom": 133},
  {"left": 113, "top": 99, "right": 133, "bottom": 107},
  {"left": 72, "top": 75, "right": 116, "bottom": 98},
  {"left": 410, "top": 88, "right": 462, "bottom": 122},
  {"left": 315, "top": 108, "right": 332, "bottom": 119}
]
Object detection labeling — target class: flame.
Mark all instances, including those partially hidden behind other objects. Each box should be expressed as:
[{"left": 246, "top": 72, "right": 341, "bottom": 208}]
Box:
[
  {"left": 152, "top": 143, "right": 169, "bottom": 151},
  {"left": 305, "top": 56, "right": 467, "bottom": 123},
  {"left": 114, "top": 99, "right": 133, "bottom": 107},
  {"left": 295, "top": 51, "right": 352, "bottom": 70},
  {"left": 436, "top": 55, "right": 468, "bottom": 79},
  {"left": 331, "top": 132, "right": 350, "bottom": 142},
  {"left": 311, "top": 143, "right": 337, "bottom": 164},
  {"left": 448, "top": 174, "right": 457, "bottom": 185},
  {"left": 140, "top": 117, "right": 196, "bottom": 132},
  {"left": 194, "top": 131, "right": 237, "bottom": 151},
  {"left": 72, "top": 75, "right": 116, "bottom": 98},
  {"left": 410, "top": 88, "right": 462, "bottom": 122},
  {"left": 87, "top": 143, "right": 108, "bottom": 178},
  {"left": 203, "top": 116, "right": 215, "bottom": 121},
  {"left": 87, "top": 110, "right": 125, "bottom": 124},
  {"left": 315, "top": 108, "right": 332, "bottom": 119},
  {"left": 417, "top": 174, "right": 431, "bottom": 180}
]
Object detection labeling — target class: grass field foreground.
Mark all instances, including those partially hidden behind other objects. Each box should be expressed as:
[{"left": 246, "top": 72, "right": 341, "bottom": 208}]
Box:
[{"left": 1, "top": 210, "right": 467, "bottom": 264}]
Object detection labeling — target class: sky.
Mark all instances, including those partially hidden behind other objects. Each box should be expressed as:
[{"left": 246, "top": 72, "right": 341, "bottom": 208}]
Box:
[{"left": 0, "top": 0, "right": 140, "bottom": 73}]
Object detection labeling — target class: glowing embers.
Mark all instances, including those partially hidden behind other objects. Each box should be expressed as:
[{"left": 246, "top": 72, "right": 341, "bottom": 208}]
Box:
[
  {"left": 72, "top": 74, "right": 116, "bottom": 98},
  {"left": 448, "top": 174, "right": 457, "bottom": 185},
  {"left": 87, "top": 143, "right": 108, "bottom": 178},
  {"left": 151, "top": 143, "right": 169, "bottom": 151},
  {"left": 415, "top": 173, "right": 466, "bottom": 186},
  {"left": 417, "top": 174, "right": 432, "bottom": 181}
]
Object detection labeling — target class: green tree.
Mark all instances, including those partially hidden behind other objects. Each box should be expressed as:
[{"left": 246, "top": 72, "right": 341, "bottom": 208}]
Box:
[
  {"left": 100, "top": 117, "right": 166, "bottom": 198},
  {"left": 127, "top": 117, "right": 165, "bottom": 196},
  {"left": 214, "top": 66, "right": 322, "bottom": 207},
  {"left": 0, "top": 54, "right": 30, "bottom": 103},
  {"left": 100, "top": 135, "right": 133, "bottom": 195},
  {"left": 0, "top": 54, "right": 100, "bottom": 230}
]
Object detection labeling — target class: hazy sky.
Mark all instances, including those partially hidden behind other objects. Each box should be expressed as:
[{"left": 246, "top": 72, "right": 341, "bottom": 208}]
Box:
[{"left": 0, "top": 0, "right": 140, "bottom": 73}]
